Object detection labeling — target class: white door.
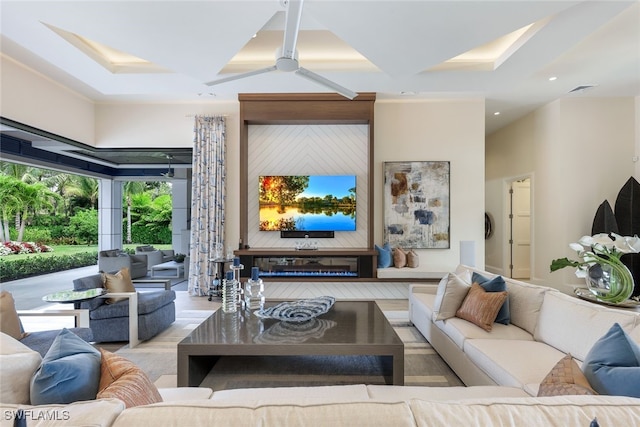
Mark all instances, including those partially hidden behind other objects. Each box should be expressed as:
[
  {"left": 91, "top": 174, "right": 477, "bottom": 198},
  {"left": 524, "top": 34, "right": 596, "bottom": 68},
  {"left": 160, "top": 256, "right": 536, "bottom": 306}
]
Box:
[{"left": 511, "top": 179, "right": 531, "bottom": 279}]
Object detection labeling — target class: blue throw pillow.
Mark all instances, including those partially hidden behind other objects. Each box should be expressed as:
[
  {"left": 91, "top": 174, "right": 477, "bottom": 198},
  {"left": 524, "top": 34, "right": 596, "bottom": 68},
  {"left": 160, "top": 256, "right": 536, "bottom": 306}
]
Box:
[
  {"left": 471, "top": 272, "right": 510, "bottom": 325},
  {"left": 30, "top": 328, "right": 101, "bottom": 405},
  {"left": 375, "top": 243, "right": 392, "bottom": 268},
  {"left": 583, "top": 323, "right": 640, "bottom": 397}
]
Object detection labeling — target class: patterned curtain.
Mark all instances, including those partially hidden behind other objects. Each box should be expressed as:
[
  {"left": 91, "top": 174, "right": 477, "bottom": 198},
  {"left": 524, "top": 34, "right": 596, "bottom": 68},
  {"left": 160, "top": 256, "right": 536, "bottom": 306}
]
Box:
[{"left": 188, "top": 116, "right": 226, "bottom": 296}]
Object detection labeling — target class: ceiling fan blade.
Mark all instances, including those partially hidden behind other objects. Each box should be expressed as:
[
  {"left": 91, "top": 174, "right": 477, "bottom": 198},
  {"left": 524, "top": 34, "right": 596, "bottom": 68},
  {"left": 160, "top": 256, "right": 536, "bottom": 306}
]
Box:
[
  {"left": 282, "top": 0, "right": 304, "bottom": 59},
  {"left": 296, "top": 67, "right": 357, "bottom": 100},
  {"left": 205, "top": 65, "right": 277, "bottom": 86}
]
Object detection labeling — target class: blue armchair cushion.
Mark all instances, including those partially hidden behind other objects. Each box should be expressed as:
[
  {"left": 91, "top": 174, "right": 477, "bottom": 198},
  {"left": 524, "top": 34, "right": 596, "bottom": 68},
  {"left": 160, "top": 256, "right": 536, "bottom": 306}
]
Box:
[
  {"left": 74, "top": 274, "right": 107, "bottom": 311},
  {"left": 30, "top": 328, "right": 101, "bottom": 405},
  {"left": 89, "top": 291, "right": 176, "bottom": 320}
]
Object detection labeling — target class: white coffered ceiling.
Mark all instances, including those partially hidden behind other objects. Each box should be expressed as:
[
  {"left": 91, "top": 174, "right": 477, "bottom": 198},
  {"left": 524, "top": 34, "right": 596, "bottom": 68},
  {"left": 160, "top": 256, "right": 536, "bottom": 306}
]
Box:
[{"left": 1, "top": 0, "right": 638, "bottom": 135}]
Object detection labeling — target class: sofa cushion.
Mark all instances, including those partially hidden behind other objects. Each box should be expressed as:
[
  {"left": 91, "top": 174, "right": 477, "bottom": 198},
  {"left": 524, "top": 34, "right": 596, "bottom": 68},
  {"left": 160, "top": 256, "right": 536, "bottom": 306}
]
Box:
[
  {"left": 435, "top": 317, "right": 533, "bottom": 350},
  {"left": 211, "top": 384, "right": 370, "bottom": 403},
  {"left": 432, "top": 273, "right": 470, "bottom": 321},
  {"left": 97, "top": 349, "right": 163, "bottom": 407},
  {"left": 0, "top": 291, "right": 26, "bottom": 340},
  {"left": 534, "top": 291, "right": 639, "bottom": 361},
  {"left": 366, "top": 385, "right": 529, "bottom": 401},
  {"left": 409, "top": 395, "right": 640, "bottom": 427},
  {"left": 463, "top": 339, "right": 565, "bottom": 390},
  {"left": 30, "top": 328, "right": 101, "bottom": 405},
  {"left": 102, "top": 268, "right": 136, "bottom": 304},
  {"left": 111, "top": 401, "right": 416, "bottom": 427},
  {"left": 0, "top": 332, "right": 42, "bottom": 404},
  {"left": 375, "top": 243, "right": 392, "bottom": 268},
  {"left": 583, "top": 323, "right": 640, "bottom": 397},
  {"left": 455, "top": 283, "right": 507, "bottom": 332},
  {"left": 89, "top": 290, "right": 176, "bottom": 320},
  {"left": 471, "top": 272, "right": 510, "bottom": 325},
  {"left": 504, "top": 278, "right": 548, "bottom": 335},
  {"left": 537, "top": 354, "right": 597, "bottom": 397}
]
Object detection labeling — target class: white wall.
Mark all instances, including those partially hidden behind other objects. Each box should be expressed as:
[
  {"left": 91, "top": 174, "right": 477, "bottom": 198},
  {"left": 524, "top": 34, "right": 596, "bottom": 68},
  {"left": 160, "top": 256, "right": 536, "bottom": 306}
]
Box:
[
  {"left": 2, "top": 59, "right": 487, "bottom": 271},
  {"left": 486, "top": 97, "right": 636, "bottom": 292},
  {"left": 375, "top": 99, "right": 486, "bottom": 272},
  {"left": 0, "top": 55, "right": 95, "bottom": 144}
]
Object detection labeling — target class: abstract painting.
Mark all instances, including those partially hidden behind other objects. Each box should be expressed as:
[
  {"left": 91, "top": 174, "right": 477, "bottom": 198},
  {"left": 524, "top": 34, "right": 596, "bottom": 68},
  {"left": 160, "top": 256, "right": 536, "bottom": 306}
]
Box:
[{"left": 383, "top": 161, "right": 450, "bottom": 249}]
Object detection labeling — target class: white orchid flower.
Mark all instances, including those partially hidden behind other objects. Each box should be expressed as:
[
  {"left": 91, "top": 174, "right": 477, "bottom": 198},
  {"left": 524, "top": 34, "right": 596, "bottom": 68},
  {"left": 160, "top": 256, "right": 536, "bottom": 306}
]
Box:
[
  {"left": 609, "top": 233, "right": 640, "bottom": 254},
  {"left": 569, "top": 242, "right": 584, "bottom": 253}
]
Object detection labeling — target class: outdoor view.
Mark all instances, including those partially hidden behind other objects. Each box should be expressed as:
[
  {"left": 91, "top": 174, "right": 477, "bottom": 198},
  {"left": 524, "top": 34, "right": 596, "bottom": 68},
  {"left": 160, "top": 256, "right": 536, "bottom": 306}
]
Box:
[
  {"left": 259, "top": 175, "right": 356, "bottom": 231},
  {"left": 0, "top": 162, "right": 173, "bottom": 281}
]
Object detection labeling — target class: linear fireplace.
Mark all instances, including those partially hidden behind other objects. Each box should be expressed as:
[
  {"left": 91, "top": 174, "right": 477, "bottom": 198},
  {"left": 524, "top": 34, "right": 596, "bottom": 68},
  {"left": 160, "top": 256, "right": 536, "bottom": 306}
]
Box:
[{"left": 234, "top": 249, "right": 377, "bottom": 280}]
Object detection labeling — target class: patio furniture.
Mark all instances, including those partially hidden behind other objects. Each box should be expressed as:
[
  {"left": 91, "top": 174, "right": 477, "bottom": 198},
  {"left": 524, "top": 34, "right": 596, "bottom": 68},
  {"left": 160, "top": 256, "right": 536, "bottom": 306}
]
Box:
[
  {"left": 136, "top": 245, "right": 175, "bottom": 270},
  {"left": 72, "top": 273, "right": 176, "bottom": 343},
  {"left": 99, "top": 249, "right": 148, "bottom": 279}
]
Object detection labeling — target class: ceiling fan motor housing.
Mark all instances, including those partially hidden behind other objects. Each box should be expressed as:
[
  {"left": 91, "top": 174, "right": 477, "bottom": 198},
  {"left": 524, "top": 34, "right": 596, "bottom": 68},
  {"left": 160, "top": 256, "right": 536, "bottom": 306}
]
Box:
[{"left": 275, "top": 47, "right": 299, "bottom": 71}]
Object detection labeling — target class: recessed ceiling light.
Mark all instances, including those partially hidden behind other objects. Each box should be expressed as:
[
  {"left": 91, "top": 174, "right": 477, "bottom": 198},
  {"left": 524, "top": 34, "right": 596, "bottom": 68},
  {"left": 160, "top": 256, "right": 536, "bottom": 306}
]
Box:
[
  {"left": 549, "top": 76, "right": 557, "bottom": 81},
  {"left": 494, "top": 112, "right": 501, "bottom": 116}
]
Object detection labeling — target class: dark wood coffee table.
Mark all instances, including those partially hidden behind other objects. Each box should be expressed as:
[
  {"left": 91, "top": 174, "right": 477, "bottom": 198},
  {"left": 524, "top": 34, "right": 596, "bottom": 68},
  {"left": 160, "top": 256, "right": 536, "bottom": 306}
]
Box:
[{"left": 177, "top": 300, "right": 404, "bottom": 387}]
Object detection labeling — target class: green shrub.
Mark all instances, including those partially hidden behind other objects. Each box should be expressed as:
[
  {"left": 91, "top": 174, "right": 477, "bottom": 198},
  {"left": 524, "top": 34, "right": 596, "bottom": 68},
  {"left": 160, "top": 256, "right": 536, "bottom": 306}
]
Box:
[
  {"left": 0, "top": 252, "right": 98, "bottom": 281},
  {"left": 131, "top": 224, "right": 171, "bottom": 244},
  {"left": 65, "top": 209, "right": 98, "bottom": 244}
]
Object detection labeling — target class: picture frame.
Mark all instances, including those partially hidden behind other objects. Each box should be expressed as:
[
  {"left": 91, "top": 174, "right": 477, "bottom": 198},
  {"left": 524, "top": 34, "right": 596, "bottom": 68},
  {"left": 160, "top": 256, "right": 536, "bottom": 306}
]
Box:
[{"left": 383, "top": 161, "right": 450, "bottom": 249}]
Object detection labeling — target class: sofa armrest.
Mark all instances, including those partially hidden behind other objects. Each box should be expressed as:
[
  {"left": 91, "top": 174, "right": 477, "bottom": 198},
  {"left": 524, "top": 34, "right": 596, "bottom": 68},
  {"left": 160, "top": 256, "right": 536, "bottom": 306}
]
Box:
[
  {"left": 18, "top": 309, "right": 90, "bottom": 328},
  {"left": 97, "top": 292, "right": 139, "bottom": 348}
]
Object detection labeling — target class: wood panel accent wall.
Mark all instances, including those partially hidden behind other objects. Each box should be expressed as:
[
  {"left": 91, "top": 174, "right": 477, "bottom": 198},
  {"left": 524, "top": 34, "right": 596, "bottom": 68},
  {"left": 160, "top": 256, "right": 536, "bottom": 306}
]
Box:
[{"left": 239, "top": 93, "right": 376, "bottom": 248}]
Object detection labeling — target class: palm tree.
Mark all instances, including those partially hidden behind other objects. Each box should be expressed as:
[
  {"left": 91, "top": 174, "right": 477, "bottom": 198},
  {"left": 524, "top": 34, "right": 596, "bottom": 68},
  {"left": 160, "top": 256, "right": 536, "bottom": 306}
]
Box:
[
  {"left": 16, "top": 182, "right": 60, "bottom": 241},
  {"left": 0, "top": 175, "right": 24, "bottom": 242},
  {"left": 123, "top": 181, "right": 146, "bottom": 243}
]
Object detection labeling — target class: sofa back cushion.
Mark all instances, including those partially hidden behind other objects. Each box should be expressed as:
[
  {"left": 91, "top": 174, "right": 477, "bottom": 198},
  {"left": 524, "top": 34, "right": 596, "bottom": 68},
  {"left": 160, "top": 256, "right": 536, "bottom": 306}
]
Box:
[
  {"left": 504, "top": 279, "right": 548, "bottom": 335},
  {"left": 0, "top": 332, "right": 42, "bottom": 404},
  {"left": 534, "top": 291, "right": 640, "bottom": 361},
  {"left": 73, "top": 274, "right": 107, "bottom": 310}
]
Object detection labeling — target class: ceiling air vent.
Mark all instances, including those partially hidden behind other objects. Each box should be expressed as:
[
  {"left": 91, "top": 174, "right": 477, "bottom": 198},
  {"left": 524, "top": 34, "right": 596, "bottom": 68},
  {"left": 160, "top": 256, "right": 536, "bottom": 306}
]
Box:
[{"left": 568, "top": 84, "right": 597, "bottom": 93}]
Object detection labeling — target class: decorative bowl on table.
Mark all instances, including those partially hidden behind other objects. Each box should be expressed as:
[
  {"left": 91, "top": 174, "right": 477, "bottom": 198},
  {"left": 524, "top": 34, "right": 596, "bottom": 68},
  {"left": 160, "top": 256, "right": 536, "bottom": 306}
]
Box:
[{"left": 254, "top": 296, "right": 336, "bottom": 323}]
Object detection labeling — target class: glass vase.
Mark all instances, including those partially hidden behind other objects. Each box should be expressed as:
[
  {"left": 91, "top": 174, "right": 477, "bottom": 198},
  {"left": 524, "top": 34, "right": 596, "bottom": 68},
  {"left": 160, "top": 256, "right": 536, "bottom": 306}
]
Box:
[{"left": 585, "top": 260, "right": 634, "bottom": 304}]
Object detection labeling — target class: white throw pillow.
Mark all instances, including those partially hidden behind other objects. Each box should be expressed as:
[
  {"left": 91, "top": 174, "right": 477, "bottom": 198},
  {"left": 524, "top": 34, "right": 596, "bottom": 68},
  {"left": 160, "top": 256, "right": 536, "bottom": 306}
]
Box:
[
  {"left": 0, "top": 332, "right": 42, "bottom": 404},
  {"left": 432, "top": 273, "right": 471, "bottom": 321}
]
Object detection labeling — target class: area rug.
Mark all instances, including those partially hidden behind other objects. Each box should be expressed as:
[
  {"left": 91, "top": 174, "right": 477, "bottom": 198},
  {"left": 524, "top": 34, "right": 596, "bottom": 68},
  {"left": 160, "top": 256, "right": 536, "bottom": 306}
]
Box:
[{"left": 113, "top": 315, "right": 463, "bottom": 390}]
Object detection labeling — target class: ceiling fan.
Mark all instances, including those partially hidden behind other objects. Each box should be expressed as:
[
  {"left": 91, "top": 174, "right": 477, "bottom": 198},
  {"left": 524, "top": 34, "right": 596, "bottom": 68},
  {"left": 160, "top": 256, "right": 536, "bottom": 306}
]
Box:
[{"left": 205, "top": 0, "right": 357, "bottom": 100}]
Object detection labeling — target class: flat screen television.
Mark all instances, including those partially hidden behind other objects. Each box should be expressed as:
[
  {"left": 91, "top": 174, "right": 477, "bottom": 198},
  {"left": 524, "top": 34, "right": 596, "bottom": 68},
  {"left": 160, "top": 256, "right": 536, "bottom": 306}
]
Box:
[{"left": 259, "top": 175, "right": 356, "bottom": 231}]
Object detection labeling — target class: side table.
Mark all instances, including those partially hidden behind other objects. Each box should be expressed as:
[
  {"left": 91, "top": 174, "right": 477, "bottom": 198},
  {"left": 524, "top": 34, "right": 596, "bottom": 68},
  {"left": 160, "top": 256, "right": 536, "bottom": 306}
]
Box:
[{"left": 41, "top": 288, "right": 107, "bottom": 328}]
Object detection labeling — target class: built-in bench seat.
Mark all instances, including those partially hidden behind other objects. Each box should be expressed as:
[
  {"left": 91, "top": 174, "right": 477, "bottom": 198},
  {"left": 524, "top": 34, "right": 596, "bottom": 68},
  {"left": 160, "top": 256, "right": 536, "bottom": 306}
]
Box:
[{"left": 376, "top": 267, "right": 446, "bottom": 280}]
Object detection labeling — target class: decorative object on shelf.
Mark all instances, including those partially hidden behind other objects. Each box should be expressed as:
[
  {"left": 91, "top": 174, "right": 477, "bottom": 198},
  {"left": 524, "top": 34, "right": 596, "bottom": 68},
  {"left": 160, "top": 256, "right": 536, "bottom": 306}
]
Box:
[
  {"left": 245, "top": 267, "right": 265, "bottom": 311},
  {"left": 230, "top": 258, "right": 244, "bottom": 308},
  {"left": 550, "top": 233, "right": 639, "bottom": 304},
  {"left": 294, "top": 236, "right": 319, "bottom": 250},
  {"left": 255, "top": 296, "right": 336, "bottom": 323},
  {"left": 383, "top": 161, "right": 450, "bottom": 249},
  {"left": 222, "top": 271, "right": 237, "bottom": 313},
  {"left": 173, "top": 253, "right": 186, "bottom": 263}
]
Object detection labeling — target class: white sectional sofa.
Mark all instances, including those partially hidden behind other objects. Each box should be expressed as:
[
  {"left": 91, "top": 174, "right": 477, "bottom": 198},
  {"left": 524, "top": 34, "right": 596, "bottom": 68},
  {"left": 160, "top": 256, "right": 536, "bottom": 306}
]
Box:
[
  {"left": 3, "top": 263, "right": 640, "bottom": 426},
  {"left": 409, "top": 264, "right": 640, "bottom": 395}
]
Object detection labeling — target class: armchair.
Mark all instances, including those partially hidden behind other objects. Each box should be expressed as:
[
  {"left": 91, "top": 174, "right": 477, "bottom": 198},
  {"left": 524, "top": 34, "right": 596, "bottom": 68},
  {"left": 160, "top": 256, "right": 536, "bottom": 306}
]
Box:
[
  {"left": 99, "top": 249, "right": 148, "bottom": 279},
  {"left": 136, "top": 245, "right": 175, "bottom": 269},
  {"left": 72, "top": 273, "right": 176, "bottom": 343}
]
